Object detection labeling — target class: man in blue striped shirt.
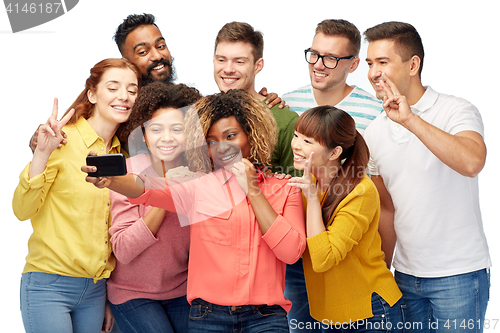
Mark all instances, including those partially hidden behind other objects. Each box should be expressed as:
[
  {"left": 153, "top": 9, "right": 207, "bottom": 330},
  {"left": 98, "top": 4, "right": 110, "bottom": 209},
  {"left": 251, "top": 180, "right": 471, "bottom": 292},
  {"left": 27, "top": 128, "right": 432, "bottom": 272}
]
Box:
[
  {"left": 282, "top": 19, "right": 382, "bottom": 136},
  {"left": 282, "top": 19, "right": 383, "bottom": 333}
]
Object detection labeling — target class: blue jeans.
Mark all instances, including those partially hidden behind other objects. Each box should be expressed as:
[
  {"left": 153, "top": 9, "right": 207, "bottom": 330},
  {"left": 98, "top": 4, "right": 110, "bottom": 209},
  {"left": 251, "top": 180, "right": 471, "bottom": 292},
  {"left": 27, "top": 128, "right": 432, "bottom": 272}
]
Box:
[
  {"left": 20, "top": 272, "right": 107, "bottom": 333},
  {"left": 188, "top": 298, "right": 289, "bottom": 332},
  {"left": 109, "top": 296, "right": 189, "bottom": 333},
  {"left": 285, "top": 258, "right": 322, "bottom": 332},
  {"left": 321, "top": 293, "right": 406, "bottom": 333},
  {"left": 395, "top": 269, "right": 490, "bottom": 333}
]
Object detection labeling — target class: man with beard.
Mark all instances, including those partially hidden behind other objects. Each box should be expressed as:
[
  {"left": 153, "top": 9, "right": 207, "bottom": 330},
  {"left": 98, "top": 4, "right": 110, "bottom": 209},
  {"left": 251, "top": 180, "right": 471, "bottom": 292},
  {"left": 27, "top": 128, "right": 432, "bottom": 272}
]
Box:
[
  {"left": 113, "top": 13, "right": 176, "bottom": 86},
  {"left": 29, "top": 13, "right": 283, "bottom": 152}
]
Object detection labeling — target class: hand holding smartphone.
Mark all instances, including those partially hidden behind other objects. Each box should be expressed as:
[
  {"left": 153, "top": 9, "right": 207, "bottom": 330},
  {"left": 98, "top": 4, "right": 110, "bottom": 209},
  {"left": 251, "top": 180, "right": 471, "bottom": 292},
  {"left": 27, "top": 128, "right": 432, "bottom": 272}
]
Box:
[{"left": 86, "top": 153, "right": 127, "bottom": 177}]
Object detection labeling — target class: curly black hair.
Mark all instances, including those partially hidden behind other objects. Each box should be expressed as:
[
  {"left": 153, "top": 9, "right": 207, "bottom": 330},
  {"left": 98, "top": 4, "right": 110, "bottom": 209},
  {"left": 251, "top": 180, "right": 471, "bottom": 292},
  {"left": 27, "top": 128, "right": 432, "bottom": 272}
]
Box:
[{"left": 119, "top": 81, "right": 202, "bottom": 143}]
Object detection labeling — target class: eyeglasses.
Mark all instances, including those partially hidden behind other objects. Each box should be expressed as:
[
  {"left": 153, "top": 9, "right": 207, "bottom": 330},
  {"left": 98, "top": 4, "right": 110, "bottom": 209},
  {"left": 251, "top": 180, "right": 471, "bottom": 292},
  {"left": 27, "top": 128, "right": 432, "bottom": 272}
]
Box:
[{"left": 304, "top": 49, "right": 355, "bottom": 69}]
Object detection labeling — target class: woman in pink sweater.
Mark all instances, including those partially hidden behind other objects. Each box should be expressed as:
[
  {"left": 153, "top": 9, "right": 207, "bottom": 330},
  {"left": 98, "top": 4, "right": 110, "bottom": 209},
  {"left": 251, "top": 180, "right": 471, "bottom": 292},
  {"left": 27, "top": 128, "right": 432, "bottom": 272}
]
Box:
[{"left": 106, "top": 82, "right": 201, "bottom": 333}]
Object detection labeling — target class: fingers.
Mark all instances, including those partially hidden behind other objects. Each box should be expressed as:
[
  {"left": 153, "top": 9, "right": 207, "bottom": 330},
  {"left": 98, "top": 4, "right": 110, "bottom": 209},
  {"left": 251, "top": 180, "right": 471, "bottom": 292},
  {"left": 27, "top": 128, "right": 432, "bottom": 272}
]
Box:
[
  {"left": 59, "top": 108, "right": 75, "bottom": 127},
  {"left": 51, "top": 97, "right": 59, "bottom": 120},
  {"left": 302, "top": 152, "right": 314, "bottom": 179}
]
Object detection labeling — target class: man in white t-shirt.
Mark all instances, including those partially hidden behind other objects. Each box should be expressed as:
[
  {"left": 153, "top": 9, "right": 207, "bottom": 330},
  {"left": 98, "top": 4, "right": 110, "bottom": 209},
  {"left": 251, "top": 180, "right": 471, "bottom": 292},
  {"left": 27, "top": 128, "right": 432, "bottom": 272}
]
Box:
[
  {"left": 282, "top": 19, "right": 383, "bottom": 333},
  {"left": 364, "top": 21, "right": 490, "bottom": 332}
]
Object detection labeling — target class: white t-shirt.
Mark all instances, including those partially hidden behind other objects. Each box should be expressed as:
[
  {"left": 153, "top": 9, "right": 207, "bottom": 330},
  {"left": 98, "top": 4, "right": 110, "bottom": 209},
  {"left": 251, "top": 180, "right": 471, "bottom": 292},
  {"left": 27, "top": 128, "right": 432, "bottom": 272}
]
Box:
[{"left": 365, "top": 86, "right": 491, "bottom": 278}]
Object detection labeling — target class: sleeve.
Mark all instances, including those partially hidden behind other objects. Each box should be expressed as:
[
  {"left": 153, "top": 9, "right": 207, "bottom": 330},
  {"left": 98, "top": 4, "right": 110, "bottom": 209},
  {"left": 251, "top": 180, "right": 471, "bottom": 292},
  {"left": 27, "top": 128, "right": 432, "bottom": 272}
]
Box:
[
  {"left": 128, "top": 175, "right": 189, "bottom": 216},
  {"left": 446, "top": 98, "right": 484, "bottom": 137},
  {"left": 12, "top": 158, "right": 59, "bottom": 221},
  {"left": 306, "top": 180, "right": 379, "bottom": 273},
  {"left": 262, "top": 185, "right": 306, "bottom": 264},
  {"left": 109, "top": 190, "right": 158, "bottom": 265}
]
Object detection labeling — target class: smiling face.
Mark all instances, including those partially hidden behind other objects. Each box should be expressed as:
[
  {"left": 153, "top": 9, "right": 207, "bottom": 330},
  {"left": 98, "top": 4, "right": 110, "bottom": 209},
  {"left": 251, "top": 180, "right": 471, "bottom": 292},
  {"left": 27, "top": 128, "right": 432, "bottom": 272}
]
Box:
[
  {"left": 144, "top": 107, "right": 185, "bottom": 169},
  {"left": 213, "top": 41, "right": 263, "bottom": 95},
  {"left": 308, "top": 33, "right": 358, "bottom": 93},
  {"left": 291, "top": 130, "right": 336, "bottom": 172},
  {"left": 206, "top": 116, "right": 251, "bottom": 170},
  {"left": 366, "top": 39, "right": 412, "bottom": 100},
  {"left": 87, "top": 67, "right": 138, "bottom": 126},
  {"left": 121, "top": 24, "right": 173, "bottom": 83}
]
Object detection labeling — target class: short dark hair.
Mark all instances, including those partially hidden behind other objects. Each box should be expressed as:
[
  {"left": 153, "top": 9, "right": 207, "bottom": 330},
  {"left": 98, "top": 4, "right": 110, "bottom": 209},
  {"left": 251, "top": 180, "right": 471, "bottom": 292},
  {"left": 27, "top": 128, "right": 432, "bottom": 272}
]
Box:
[
  {"left": 315, "top": 19, "right": 361, "bottom": 56},
  {"left": 114, "top": 13, "right": 157, "bottom": 55},
  {"left": 364, "top": 21, "right": 425, "bottom": 77},
  {"left": 215, "top": 22, "right": 264, "bottom": 62}
]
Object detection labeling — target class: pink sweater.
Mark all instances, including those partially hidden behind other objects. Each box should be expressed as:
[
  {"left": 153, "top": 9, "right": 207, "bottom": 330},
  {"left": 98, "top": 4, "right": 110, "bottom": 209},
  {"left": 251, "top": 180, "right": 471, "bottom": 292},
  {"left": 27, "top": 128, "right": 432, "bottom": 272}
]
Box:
[{"left": 107, "top": 153, "right": 190, "bottom": 305}]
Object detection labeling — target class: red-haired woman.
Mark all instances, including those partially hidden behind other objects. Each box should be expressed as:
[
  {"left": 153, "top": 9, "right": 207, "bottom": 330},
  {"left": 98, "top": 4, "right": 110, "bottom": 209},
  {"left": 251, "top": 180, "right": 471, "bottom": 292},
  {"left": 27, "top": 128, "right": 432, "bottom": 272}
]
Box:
[
  {"left": 288, "top": 106, "right": 405, "bottom": 333},
  {"left": 13, "top": 58, "right": 141, "bottom": 333}
]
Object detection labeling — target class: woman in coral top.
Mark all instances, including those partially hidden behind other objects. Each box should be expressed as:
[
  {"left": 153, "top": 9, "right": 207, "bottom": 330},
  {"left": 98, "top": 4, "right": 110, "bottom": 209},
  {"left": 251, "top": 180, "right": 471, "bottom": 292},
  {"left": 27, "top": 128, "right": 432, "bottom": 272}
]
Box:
[
  {"left": 84, "top": 89, "right": 306, "bottom": 333},
  {"left": 288, "top": 106, "right": 405, "bottom": 333}
]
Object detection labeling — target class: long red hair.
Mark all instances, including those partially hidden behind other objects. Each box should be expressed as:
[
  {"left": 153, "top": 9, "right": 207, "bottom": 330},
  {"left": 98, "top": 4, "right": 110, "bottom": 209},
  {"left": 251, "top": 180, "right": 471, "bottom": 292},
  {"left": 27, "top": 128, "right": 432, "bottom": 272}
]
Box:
[{"left": 62, "top": 58, "right": 141, "bottom": 138}]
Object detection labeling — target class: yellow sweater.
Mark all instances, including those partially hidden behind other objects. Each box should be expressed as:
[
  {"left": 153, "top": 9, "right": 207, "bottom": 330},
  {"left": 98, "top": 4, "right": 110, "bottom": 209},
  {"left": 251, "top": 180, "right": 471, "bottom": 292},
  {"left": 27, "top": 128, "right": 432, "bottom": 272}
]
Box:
[{"left": 302, "top": 174, "right": 402, "bottom": 324}]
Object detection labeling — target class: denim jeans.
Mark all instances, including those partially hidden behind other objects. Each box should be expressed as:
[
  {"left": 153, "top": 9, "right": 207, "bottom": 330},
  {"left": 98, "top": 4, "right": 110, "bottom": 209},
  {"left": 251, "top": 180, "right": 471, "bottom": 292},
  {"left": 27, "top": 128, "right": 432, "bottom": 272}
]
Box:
[
  {"left": 321, "top": 293, "right": 406, "bottom": 333},
  {"left": 20, "top": 272, "right": 107, "bottom": 333},
  {"left": 109, "top": 296, "right": 190, "bottom": 333},
  {"left": 285, "top": 258, "right": 322, "bottom": 332},
  {"left": 188, "top": 298, "right": 289, "bottom": 332},
  {"left": 395, "top": 269, "right": 490, "bottom": 333}
]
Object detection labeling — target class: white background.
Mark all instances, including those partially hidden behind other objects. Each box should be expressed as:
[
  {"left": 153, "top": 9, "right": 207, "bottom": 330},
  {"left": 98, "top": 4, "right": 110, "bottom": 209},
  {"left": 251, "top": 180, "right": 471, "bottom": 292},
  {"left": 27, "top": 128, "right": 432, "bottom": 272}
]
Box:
[{"left": 1, "top": 0, "right": 498, "bottom": 331}]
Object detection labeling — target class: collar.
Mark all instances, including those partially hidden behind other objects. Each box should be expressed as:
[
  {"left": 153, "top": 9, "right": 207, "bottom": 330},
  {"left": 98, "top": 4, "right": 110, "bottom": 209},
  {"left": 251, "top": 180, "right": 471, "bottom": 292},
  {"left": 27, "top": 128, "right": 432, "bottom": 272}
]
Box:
[
  {"left": 411, "top": 86, "right": 438, "bottom": 114},
  {"left": 75, "top": 117, "right": 121, "bottom": 151},
  {"left": 213, "top": 166, "right": 266, "bottom": 185}
]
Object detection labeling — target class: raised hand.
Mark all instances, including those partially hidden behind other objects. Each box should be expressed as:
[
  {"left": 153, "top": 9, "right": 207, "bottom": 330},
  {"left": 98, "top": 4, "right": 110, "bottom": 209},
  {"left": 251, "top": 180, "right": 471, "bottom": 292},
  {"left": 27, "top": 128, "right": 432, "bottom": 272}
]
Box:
[
  {"left": 379, "top": 73, "right": 414, "bottom": 127},
  {"left": 36, "top": 98, "right": 74, "bottom": 155},
  {"left": 230, "top": 158, "right": 259, "bottom": 195},
  {"left": 29, "top": 98, "right": 74, "bottom": 178},
  {"left": 287, "top": 152, "right": 318, "bottom": 200}
]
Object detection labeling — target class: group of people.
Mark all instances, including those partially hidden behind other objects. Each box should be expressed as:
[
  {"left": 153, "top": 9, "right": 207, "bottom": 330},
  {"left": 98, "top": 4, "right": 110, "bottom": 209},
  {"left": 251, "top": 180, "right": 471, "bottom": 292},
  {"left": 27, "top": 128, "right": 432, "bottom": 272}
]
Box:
[{"left": 13, "top": 13, "right": 490, "bottom": 333}]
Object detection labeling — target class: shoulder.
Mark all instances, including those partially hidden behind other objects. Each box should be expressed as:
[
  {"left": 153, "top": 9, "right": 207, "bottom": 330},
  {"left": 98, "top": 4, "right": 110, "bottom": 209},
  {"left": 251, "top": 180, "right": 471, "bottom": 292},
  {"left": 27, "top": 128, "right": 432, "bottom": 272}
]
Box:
[
  {"left": 342, "top": 175, "right": 379, "bottom": 206},
  {"left": 282, "top": 84, "right": 313, "bottom": 98},
  {"left": 270, "top": 105, "right": 298, "bottom": 125}
]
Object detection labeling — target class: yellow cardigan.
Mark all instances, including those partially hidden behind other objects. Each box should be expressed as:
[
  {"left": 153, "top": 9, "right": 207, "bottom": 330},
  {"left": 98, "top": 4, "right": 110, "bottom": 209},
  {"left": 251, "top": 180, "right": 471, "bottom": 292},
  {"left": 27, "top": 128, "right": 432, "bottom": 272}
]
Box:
[{"left": 302, "top": 174, "right": 402, "bottom": 324}]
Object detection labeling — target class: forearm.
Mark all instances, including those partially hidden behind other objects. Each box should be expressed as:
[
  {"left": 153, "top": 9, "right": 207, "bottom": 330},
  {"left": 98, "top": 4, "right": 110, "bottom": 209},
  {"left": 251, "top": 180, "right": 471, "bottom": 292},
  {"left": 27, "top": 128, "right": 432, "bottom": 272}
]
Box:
[
  {"left": 247, "top": 191, "right": 277, "bottom": 234},
  {"left": 108, "top": 174, "right": 145, "bottom": 198},
  {"left": 405, "top": 115, "right": 486, "bottom": 177},
  {"left": 305, "top": 195, "right": 325, "bottom": 238},
  {"left": 142, "top": 207, "right": 167, "bottom": 235},
  {"left": 29, "top": 149, "right": 51, "bottom": 179}
]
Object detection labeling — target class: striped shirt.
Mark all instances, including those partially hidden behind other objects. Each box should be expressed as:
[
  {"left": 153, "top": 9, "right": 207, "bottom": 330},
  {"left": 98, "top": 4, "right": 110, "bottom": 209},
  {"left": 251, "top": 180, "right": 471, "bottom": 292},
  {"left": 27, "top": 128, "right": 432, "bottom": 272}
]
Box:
[{"left": 282, "top": 85, "right": 383, "bottom": 135}]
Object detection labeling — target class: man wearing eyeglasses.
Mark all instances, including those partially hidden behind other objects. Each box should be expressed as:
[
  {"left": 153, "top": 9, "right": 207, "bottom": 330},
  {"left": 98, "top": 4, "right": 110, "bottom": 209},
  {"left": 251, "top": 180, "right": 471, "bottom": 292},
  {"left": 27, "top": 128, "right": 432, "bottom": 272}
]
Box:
[
  {"left": 283, "top": 19, "right": 382, "bottom": 136},
  {"left": 282, "top": 19, "right": 383, "bottom": 333}
]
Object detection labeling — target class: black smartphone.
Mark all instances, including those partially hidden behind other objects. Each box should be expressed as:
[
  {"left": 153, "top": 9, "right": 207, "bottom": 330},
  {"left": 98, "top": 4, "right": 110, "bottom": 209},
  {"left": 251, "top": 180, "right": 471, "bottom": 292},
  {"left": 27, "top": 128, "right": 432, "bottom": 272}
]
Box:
[{"left": 86, "top": 153, "right": 127, "bottom": 177}]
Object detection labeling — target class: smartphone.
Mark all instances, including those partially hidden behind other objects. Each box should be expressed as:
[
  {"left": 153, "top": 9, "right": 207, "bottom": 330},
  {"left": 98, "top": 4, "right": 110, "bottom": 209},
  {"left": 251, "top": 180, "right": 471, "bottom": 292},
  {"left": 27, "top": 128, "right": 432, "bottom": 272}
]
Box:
[{"left": 86, "top": 153, "right": 127, "bottom": 177}]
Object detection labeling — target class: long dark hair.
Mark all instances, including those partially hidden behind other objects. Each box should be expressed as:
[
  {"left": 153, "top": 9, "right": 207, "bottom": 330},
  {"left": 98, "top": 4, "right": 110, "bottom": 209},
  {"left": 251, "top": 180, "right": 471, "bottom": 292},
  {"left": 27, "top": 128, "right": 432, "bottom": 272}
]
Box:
[{"left": 295, "top": 105, "right": 369, "bottom": 226}]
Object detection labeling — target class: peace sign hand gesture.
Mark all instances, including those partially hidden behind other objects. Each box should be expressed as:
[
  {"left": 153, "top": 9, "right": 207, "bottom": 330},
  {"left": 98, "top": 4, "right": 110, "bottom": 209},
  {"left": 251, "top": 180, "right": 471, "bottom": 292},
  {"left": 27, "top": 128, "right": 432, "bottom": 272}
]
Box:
[
  {"left": 29, "top": 98, "right": 74, "bottom": 179},
  {"left": 379, "top": 73, "right": 415, "bottom": 128},
  {"left": 288, "top": 152, "right": 319, "bottom": 201},
  {"left": 36, "top": 98, "right": 74, "bottom": 155}
]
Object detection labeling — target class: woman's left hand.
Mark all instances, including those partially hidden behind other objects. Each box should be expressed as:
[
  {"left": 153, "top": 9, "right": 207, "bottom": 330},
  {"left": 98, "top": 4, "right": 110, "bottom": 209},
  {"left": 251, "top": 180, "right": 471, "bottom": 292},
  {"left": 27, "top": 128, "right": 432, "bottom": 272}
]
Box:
[{"left": 230, "top": 158, "right": 259, "bottom": 195}]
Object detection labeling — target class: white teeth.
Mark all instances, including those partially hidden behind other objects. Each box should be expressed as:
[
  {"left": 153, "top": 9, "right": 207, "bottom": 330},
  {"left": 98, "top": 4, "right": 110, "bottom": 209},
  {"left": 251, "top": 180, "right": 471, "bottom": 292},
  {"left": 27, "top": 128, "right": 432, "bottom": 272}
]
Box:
[
  {"left": 159, "top": 146, "right": 176, "bottom": 151},
  {"left": 223, "top": 78, "right": 237, "bottom": 82},
  {"left": 294, "top": 154, "right": 306, "bottom": 160},
  {"left": 113, "top": 106, "right": 128, "bottom": 110},
  {"left": 221, "top": 153, "right": 237, "bottom": 161},
  {"left": 153, "top": 64, "right": 164, "bottom": 70},
  {"left": 315, "top": 73, "right": 327, "bottom": 77}
]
